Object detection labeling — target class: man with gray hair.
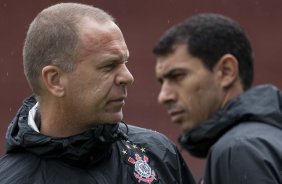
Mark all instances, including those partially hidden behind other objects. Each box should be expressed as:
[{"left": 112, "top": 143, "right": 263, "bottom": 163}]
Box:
[{"left": 0, "top": 3, "right": 195, "bottom": 184}]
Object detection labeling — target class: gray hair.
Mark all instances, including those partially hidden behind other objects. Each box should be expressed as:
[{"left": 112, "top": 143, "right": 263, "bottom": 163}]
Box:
[{"left": 23, "top": 3, "right": 114, "bottom": 95}]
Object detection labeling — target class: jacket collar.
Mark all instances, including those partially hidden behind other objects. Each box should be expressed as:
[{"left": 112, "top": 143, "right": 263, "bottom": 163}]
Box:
[
  {"left": 6, "top": 96, "right": 127, "bottom": 167},
  {"left": 179, "top": 85, "right": 282, "bottom": 158}
]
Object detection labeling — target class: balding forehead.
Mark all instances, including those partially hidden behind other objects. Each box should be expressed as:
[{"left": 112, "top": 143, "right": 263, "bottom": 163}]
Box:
[
  {"left": 77, "top": 18, "right": 128, "bottom": 62},
  {"left": 78, "top": 17, "right": 116, "bottom": 49}
]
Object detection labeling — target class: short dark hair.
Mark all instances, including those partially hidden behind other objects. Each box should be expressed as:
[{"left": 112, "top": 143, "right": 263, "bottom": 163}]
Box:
[{"left": 153, "top": 13, "right": 254, "bottom": 90}]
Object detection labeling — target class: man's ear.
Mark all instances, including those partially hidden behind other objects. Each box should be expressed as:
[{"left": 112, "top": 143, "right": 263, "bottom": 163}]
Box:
[
  {"left": 41, "top": 65, "right": 65, "bottom": 97},
  {"left": 215, "top": 54, "right": 239, "bottom": 88}
]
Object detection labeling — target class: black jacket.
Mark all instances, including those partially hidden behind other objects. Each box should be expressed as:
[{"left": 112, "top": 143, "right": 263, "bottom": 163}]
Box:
[
  {"left": 0, "top": 96, "right": 195, "bottom": 184},
  {"left": 179, "top": 85, "right": 282, "bottom": 184}
]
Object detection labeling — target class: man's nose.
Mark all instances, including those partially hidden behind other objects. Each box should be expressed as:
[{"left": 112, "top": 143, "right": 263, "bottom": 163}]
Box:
[
  {"left": 158, "top": 82, "right": 176, "bottom": 105},
  {"left": 116, "top": 64, "right": 134, "bottom": 85}
]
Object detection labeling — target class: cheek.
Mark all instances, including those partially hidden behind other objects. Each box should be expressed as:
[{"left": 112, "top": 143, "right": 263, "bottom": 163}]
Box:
[
  {"left": 87, "top": 76, "right": 115, "bottom": 103},
  {"left": 80, "top": 73, "right": 108, "bottom": 93},
  {"left": 187, "top": 89, "right": 203, "bottom": 113},
  {"left": 184, "top": 77, "right": 212, "bottom": 110},
  {"left": 68, "top": 75, "right": 105, "bottom": 105},
  {"left": 197, "top": 80, "right": 221, "bottom": 117}
]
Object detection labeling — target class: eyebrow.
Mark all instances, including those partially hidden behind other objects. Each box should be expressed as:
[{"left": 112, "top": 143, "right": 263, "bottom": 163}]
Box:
[
  {"left": 109, "top": 47, "right": 129, "bottom": 60},
  {"left": 105, "top": 50, "right": 129, "bottom": 61},
  {"left": 111, "top": 51, "right": 129, "bottom": 62},
  {"left": 157, "top": 68, "right": 186, "bottom": 83}
]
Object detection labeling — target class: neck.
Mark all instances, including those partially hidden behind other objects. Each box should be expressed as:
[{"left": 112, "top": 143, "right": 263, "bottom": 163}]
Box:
[
  {"left": 220, "top": 81, "right": 244, "bottom": 109},
  {"left": 38, "top": 96, "right": 88, "bottom": 137}
]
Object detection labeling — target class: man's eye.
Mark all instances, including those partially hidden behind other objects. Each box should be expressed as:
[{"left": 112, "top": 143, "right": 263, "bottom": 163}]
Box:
[
  {"left": 103, "top": 63, "right": 117, "bottom": 71},
  {"left": 171, "top": 73, "right": 185, "bottom": 81}
]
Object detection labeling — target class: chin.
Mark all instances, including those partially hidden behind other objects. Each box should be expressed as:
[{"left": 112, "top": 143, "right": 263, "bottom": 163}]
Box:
[
  {"left": 180, "top": 122, "right": 194, "bottom": 133},
  {"left": 106, "top": 113, "right": 123, "bottom": 124},
  {"left": 100, "top": 111, "right": 123, "bottom": 124}
]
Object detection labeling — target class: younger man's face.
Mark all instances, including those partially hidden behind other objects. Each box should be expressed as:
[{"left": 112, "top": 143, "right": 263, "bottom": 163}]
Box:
[{"left": 155, "top": 44, "right": 224, "bottom": 132}]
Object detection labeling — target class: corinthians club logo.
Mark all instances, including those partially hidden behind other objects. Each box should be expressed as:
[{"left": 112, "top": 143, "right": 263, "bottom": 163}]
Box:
[
  {"left": 122, "top": 142, "right": 158, "bottom": 184},
  {"left": 128, "top": 153, "right": 157, "bottom": 184}
]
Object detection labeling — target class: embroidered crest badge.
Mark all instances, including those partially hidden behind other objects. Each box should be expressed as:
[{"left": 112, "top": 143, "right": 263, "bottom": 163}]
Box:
[
  {"left": 122, "top": 142, "right": 158, "bottom": 184},
  {"left": 128, "top": 153, "right": 157, "bottom": 184}
]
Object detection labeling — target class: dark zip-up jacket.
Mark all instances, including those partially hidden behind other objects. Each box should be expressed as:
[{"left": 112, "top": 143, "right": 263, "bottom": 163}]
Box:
[
  {"left": 179, "top": 85, "right": 282, "bottom": 184},
  {"left": 0, "top": 96, "right": 195, "bottom": 184}
]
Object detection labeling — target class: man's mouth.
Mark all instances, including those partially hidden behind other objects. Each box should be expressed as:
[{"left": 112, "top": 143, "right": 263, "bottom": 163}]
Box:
[
  {"left": 168, "top": 110, "right": 185, "bottom": 123},
  {"left": 108, "top": 97, "right": 126, "bottom": 105}
]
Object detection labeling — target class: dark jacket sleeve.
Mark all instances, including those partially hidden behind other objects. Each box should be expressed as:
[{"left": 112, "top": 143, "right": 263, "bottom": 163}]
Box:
[
  {"left": 125, "top": 125, "right": 196, "bottom": 184},
  {"left": 204, "top": 138, "right": 281, "bottom": 184}
]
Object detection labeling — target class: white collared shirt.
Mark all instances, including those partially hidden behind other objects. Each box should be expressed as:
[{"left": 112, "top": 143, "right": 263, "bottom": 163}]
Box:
[{"left": 28, "top": 102, "right": 40, "bottom": 132}]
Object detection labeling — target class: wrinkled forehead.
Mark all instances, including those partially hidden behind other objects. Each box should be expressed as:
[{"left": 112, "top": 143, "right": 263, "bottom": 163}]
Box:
[{"left": 78, "top": 17, "right": 129, "bottom": 59}]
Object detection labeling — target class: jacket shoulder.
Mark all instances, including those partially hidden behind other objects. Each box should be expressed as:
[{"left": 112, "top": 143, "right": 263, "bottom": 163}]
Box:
[
  {"left": 0, "top": 153, "right": 42, "bottom": 184},
  {"left": 212, "top": 122, "right": 282, "bottom": 155},
  {"left": 121, "top": 124, "right": 177, "bottom": 150},
  {"left": 119, "top": 124, "right": 196, "bottom": 184},
  {"left": 206, "top": 122, "right": 282, "bottom": 183}
]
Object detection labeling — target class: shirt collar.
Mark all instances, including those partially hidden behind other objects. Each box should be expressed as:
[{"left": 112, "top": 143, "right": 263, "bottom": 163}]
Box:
[{"left": 28, "top": 102, "right": 40, "bottom": 132}]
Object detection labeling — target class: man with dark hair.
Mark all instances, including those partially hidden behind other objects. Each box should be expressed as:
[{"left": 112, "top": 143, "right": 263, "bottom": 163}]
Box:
[
  {"left": 0, "top": 3, "right": 196, "bottom": 184},
  {"left": 154, "top": 13, "right": 282, "bottom": 184}
]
